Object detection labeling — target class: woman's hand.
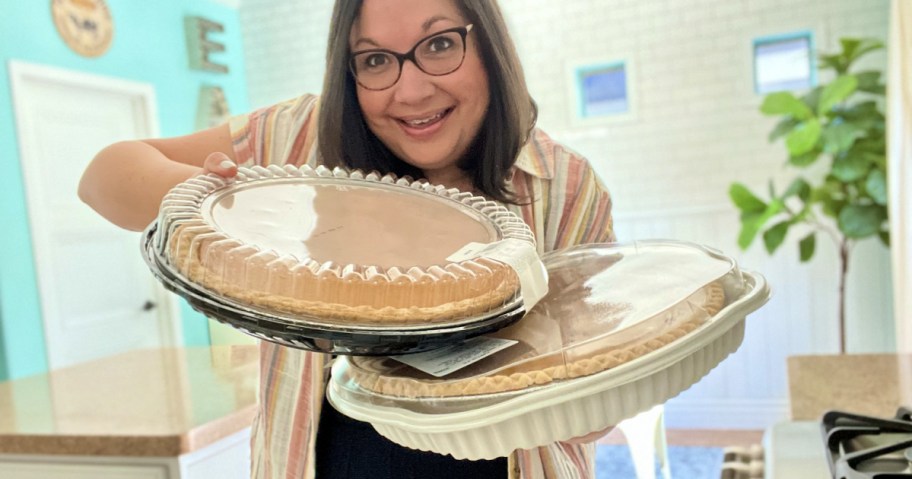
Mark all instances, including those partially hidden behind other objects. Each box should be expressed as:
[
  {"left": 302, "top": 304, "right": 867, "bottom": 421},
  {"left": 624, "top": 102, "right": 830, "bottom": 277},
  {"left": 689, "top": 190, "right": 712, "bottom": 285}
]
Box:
[{"left": 201, "top": 152, "right": 238, "bottom": 178}]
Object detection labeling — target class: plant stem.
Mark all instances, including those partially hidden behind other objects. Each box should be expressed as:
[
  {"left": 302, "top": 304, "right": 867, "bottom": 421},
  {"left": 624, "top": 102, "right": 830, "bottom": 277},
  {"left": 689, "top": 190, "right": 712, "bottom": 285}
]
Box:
[{"left": 838, "top": 239, "right": 850, "bottom": 354}]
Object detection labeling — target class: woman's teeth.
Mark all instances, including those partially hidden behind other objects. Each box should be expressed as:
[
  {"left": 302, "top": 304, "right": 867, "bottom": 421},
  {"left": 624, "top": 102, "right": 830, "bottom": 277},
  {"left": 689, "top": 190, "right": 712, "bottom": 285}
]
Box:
[{"left": 405, "top": 111, "right": 445, "bottom": 126}]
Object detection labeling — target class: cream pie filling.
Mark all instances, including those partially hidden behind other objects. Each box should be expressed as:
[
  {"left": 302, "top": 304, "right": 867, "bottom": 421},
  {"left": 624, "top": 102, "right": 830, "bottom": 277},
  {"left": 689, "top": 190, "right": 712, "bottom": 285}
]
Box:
[{"left": 158, "top": 166, "right": 537, "bottom": 324}]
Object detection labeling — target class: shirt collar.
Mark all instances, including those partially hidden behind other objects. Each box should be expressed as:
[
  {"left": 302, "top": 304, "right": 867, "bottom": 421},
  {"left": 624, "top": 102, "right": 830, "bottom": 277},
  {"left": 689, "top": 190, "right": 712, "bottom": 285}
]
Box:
[{"left": 512, "top": 133, "right": 555, "bottom": 180}]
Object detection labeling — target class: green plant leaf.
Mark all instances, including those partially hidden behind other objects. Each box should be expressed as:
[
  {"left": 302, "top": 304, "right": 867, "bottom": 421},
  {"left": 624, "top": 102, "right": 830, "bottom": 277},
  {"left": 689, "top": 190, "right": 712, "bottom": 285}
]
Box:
[
  {"left": 816, "top": 176, "right": 848, "bottom": 217},
  {"left": 838, "top": 204, "right": 887, "bottom": 238},
  {"left": 763, "top": 221, "right": 790, "bottom": 254},
  {"left": 855, "top": 71, "right": 885, "bottom": 95},
  {"left": 845, "top": 38, "right": 885, "bottom": 64},
  {"left": 840, "top": 100, "right": 880, "bottom": 119},
  {"left": 799, "top": 233, "right": 816, "bottom": 262},
  {"left": 769, "top": 118, "right": 800, "bottom": 142},
  {"left": 854, "top": 137, "right": 888, "bottom": 157},
  {"left": 728, "top": 183, "right": 766, "bottom": 213},
  {"left": 818, "top": 76, "right": 859, "bottom": 115},
  {"left": 840, "top": 38, "right": 862, "bottom": 61},
  {"left": 843, "top": 113, "right": 884, "bottom": 133},
  {"left": 832, "top": 152, "right": 871, "bottom": 181},
  {"left": 822, "top": 122, "right": 859, "bottom": 153},
  {"left": 865, "top": 169, "right": 888, "bottom": 205},
  {"left": 761, "top": 92, "right": 814, "bottom": 119},
  {"left": 801, "top": 87, "right": 824, "bottom": 113},
  {"left": 729, "top": 183, "right": 767, "bottom": 213},
  {"left": 737, "top": 199, "right": 784, "bottom": 250},
  {"left": 879, "top": 231, "right": 890, "bottom": 247},
  {"left": 783, "top": 177, "right": 812, "bottom": 202},
  {"left": 822, "top": 197, "right": 847, "bottom": 219},
  {"left": 786, "top": 120, "right": 822, "bottom": 156},
  {"left": 788, "top": 150, "right": 821, "bottom": 167},
  {"left": 819, "top": 53, "right": 847, "bottom": 75}
]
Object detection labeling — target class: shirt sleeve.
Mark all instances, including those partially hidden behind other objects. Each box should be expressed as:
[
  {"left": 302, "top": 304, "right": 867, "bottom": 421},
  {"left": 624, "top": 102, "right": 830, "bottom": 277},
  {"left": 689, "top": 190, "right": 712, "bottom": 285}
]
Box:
[{"left": 228, "top": 94, "right": 320, "bottom": 168}]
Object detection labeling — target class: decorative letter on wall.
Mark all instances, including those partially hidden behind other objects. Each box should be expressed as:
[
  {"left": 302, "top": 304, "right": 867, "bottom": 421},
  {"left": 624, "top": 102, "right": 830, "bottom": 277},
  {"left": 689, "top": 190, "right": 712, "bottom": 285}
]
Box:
[
  {"left": 184, "top": 16, "right": 229, "bottom": 74},
  {"left": 196, "top": 85, "right": 231, "bottom": 130}
]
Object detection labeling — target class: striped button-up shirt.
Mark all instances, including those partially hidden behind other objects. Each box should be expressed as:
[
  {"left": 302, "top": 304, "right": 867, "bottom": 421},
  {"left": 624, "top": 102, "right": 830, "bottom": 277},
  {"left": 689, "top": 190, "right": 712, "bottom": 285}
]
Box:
[{"left": 230, "top": 94, "right": 615, "bottom": 479}]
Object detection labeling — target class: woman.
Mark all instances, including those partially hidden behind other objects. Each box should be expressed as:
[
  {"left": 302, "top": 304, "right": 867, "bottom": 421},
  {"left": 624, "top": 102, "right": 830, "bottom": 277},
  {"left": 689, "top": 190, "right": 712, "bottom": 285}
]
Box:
[{"left": 79, "top": 0, "right": 615, "bottom": 477}]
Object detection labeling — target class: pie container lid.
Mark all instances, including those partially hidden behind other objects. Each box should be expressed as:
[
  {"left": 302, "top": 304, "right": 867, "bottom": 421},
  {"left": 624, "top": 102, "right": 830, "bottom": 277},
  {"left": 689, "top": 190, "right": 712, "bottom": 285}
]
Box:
[
  {"left": 146, "top": 164, "right": 546, "bottom": 334},
  {"left": 327, "top": 240, "right": 772, "bottom": 458}
]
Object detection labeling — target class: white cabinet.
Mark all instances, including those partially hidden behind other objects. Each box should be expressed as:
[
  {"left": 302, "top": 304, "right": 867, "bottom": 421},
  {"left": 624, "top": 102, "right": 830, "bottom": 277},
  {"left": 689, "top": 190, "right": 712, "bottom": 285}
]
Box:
[{"left": 0, "top": 428, "right": 250, "bottom": 479}]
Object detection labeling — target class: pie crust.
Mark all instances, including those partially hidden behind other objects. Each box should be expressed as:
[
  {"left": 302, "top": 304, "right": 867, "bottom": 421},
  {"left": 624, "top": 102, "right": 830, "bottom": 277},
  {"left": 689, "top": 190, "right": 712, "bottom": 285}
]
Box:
[
  {"left": 348, "top": 281, "right": 726, "bottom": 397},
  {"left": 155, "top": 165, "right": 537, "bottom": 324}
]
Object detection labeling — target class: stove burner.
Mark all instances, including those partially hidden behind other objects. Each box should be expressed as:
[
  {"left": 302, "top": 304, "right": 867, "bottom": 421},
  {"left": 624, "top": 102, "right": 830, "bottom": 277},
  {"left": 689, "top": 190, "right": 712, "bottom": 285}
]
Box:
[{"left": 821, "top": 408, "right": 912, "bottom": 478}]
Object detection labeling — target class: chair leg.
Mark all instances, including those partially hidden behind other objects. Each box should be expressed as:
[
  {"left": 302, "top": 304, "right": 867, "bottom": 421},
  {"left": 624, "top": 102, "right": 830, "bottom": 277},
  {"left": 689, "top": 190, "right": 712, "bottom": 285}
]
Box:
[
  {"left": 653, "top": 406, "right": 671, "bottom": 479},
  {"left": 617, "top": 405, "right": 672, "bottom": 479}
]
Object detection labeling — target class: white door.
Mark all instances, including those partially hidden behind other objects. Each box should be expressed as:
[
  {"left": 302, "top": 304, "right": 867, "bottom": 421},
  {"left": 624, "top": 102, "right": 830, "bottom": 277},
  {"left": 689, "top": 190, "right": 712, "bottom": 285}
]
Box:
[{"left": 9, "top": 61, "right": 181, "bottom": 370}]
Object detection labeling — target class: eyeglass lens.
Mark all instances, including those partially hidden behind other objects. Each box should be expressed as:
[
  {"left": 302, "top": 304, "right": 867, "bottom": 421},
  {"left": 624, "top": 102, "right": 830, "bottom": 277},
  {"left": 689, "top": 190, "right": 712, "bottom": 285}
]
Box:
[{"left": 351, "top": 29, "right": 467, "bottom": 90}]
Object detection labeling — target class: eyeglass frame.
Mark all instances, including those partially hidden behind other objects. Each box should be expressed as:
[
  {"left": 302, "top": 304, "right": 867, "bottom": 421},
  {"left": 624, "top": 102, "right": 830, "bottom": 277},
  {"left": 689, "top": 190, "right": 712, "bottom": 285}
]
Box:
[{"left": 348, "top": 24, "right": 475, "bottom": 91}]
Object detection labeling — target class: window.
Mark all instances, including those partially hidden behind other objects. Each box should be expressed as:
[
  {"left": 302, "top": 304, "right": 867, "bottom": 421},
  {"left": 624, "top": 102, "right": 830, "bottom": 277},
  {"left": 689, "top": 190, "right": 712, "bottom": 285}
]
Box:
[
  {"left": 574, "top": 61, "right": 630, "bottom": 119},
  {"left": 753, "top": 32, "right": 816, "bottom": 94}
]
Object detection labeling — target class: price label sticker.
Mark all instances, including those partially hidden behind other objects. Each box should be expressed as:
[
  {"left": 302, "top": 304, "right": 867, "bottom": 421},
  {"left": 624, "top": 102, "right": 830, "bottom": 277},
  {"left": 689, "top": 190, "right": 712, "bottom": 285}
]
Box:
[{"left": 391, "top": 337, "right": 518, "bottom": 377}]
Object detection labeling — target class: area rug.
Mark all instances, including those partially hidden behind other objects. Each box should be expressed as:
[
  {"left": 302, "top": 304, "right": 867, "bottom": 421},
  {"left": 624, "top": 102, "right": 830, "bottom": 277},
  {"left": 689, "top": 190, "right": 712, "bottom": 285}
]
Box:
[
  {"left": 595, "top": 444, "right": 765, "bottom": 478},
  {"left": 595, "top": 445, "right": 724, "bottom": 478}
]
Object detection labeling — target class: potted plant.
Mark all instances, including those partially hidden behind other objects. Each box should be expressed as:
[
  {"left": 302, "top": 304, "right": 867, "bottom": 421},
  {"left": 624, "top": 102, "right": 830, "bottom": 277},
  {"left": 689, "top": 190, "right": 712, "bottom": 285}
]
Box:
[{"left": 729, "top": 38, "right": 889, "bottom": 354}]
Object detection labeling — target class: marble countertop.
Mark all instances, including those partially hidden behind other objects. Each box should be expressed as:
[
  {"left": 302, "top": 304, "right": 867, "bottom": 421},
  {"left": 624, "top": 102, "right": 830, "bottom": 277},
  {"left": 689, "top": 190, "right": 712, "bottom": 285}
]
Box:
[
  {"left": 787, "top": 353, "right": 912, "bottom": 421},
  {"left": 0, "top": 345, "right": 259, "bottom": 457}
]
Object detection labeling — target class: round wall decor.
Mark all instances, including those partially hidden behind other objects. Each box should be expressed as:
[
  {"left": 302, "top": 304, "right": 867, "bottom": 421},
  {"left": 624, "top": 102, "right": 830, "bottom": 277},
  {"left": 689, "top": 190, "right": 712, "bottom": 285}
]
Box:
[{"left": 51, "top": 0, "right": 114, "bottom": 58}]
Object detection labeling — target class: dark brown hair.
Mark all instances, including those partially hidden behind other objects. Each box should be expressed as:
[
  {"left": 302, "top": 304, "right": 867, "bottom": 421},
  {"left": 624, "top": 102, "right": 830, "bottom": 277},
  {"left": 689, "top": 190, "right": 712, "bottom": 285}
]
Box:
[{"left": 318, "top": 0, "right": 537, "bottom": 203}]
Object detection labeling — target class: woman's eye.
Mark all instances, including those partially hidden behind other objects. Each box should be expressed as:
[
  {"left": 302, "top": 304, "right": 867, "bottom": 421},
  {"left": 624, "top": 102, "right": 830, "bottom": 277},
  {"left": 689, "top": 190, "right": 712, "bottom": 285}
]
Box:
[
  {"left": 355, "top": 53, "right": 392, "bottom": 72},
  {"left": 364, "top": 54, "right": 390, "bottom": 68},
  {"left": 427, "top": 36, "right": 454, "bottom": 53}
]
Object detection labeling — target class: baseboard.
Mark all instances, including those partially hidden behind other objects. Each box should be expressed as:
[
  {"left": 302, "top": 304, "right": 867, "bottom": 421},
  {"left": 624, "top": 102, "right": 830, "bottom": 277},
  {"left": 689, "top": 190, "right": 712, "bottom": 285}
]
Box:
[{"left": 662, "top": 398, "right": 790, "bottom": 429}]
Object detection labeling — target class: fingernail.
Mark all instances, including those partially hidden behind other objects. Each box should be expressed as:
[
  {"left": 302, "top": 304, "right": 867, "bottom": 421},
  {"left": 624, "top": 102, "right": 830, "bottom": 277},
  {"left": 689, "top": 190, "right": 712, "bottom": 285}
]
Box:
[{"left": 220, "top": 160, "right": 236, "bottom": 169}]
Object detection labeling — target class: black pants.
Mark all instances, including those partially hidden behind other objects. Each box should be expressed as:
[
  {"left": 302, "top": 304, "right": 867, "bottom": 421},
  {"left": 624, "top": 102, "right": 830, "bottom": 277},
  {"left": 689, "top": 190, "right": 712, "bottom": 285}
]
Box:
[{"left": 315, "top": 395, "right": 507, "bottom": 478}]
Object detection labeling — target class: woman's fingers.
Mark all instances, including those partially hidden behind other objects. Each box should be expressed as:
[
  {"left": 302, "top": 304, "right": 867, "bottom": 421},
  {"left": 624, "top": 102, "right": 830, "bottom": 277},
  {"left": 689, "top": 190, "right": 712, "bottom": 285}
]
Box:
[{"left": 202, "top": 152, "right": 238, "bottom": 178}]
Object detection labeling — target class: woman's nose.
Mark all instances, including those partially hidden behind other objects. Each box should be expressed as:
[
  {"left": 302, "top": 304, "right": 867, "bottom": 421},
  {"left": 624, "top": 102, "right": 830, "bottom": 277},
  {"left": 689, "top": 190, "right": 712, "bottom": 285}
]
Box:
[{"left": 392, "top": 60, "right": 435, "bottom": 104}]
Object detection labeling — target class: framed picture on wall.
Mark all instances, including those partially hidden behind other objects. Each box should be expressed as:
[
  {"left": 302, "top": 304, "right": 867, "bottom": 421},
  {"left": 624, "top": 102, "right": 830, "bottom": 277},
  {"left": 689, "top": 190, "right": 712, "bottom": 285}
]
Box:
[
  {"left": 753, "top": 31, "right": 816, "bottom": 94},
  {"left": 570, "top": 59, "right": 635, "bottom": 123}
]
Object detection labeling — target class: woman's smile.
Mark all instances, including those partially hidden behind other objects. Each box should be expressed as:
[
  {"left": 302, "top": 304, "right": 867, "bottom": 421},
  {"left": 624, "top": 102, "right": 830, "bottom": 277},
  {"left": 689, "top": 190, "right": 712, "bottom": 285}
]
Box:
[{"left": 396, "top": 107, "right": 454, "bottom": 137}]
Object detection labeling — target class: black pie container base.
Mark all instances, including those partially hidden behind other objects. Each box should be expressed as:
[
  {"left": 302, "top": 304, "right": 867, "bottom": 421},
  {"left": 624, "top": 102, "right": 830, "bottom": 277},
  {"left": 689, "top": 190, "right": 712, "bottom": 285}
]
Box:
[{"left": 141, "top": 225, "right": 526, "bottom": 355}]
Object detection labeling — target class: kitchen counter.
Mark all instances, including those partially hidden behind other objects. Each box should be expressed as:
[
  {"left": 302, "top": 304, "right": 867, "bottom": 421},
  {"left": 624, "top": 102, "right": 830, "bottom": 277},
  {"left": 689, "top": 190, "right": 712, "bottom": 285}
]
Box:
[
  {"left": 787, "top": 353, "right": 912, "bottom": 420},
  {"left": 764, "top": 353, "right": 912, "bottom": 478},
  {"left": 0, "top": 345, "right": 259, "bottom": 457}
]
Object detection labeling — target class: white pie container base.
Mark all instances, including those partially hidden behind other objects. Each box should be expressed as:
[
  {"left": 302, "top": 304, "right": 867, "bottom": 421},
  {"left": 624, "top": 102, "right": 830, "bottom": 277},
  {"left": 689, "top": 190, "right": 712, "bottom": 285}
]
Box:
[{"left": 327, "top": 270, "right": 769, "bottom": 460}]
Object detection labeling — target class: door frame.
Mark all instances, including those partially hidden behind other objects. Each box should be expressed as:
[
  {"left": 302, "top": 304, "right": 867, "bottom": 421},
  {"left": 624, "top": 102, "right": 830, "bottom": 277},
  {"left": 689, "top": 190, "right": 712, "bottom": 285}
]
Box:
[{"left": 8, "top": 60, "right": 183, "bottom": 366}]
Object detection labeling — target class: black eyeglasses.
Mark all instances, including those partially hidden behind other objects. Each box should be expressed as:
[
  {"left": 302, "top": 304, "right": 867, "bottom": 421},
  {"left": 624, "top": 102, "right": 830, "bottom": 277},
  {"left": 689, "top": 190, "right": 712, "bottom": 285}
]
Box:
[{"left": 349, "top": 24, "right": 474, "bottom": 91}]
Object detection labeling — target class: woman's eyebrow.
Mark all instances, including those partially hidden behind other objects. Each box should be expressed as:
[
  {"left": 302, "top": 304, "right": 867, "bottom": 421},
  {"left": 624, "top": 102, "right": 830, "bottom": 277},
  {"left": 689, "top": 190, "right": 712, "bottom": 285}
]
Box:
[
  {"left": 352, "top": 15, "right": 458, "bottom": 50},
  {"left": 421, "top": 15, "right": 454, "bottom": 32}
]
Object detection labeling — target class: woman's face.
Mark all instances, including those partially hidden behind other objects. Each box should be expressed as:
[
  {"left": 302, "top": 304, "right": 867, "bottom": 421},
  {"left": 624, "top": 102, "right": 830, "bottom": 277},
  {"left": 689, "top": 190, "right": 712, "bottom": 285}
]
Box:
[{"left": 350, "top": 0, "right": 490, "bottom": 178}]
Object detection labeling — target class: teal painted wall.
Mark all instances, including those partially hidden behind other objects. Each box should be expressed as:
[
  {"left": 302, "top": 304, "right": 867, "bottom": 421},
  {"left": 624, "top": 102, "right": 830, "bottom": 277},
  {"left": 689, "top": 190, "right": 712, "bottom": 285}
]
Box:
[{"left": 0, "top": 1, "right": 248, "bottom": 380}]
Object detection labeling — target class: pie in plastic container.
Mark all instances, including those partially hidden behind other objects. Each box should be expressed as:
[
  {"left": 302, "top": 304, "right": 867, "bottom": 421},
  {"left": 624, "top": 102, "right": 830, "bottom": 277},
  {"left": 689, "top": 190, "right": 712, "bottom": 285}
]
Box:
[
  {"left": 141, "top": 164, "right": 547, "bottom": 355},
  {"left": 327, "top": 240, "right": 771, "bottom": 459}
]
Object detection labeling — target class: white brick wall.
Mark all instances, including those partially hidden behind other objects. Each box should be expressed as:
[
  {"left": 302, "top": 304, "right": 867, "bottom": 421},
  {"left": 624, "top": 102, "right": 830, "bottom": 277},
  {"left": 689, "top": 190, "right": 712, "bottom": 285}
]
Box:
[
  {"left": 238, "top": 0, "right": 332, "bottom": 109},
  {"left": 237, "top": 0, "right": 893, "bottom": 429}
]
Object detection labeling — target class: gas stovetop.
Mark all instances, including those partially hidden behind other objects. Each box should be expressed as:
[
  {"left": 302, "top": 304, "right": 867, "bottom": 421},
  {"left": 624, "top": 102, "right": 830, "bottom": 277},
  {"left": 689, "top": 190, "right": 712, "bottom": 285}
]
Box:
[{"left": 822, "top": 408, "right": 912, "bottom": 478}]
